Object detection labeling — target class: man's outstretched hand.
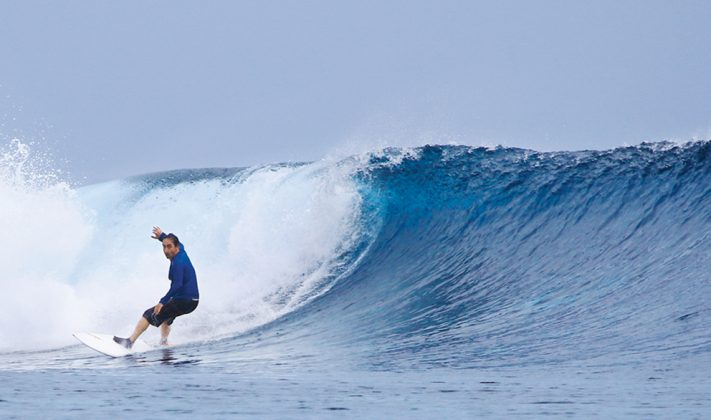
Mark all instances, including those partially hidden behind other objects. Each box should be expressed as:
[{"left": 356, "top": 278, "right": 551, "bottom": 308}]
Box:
[{"left": 152, "top": 226, "right": 163, "bottom": 240}]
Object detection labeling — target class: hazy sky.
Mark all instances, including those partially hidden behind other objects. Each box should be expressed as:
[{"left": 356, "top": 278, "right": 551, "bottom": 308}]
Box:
[{"left": 2, "top": 1, "right": 710, "bottom": 183}]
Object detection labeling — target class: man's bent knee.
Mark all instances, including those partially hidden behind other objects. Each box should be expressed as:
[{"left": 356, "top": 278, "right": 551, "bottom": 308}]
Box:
[{"left": 142, "top": 308, "right": 161, "bottom": 327}]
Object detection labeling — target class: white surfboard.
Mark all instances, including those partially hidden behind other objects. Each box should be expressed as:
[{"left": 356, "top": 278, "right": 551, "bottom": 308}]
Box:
[{"left": 73, "top": 332, "right": 153, "bottom": 357}]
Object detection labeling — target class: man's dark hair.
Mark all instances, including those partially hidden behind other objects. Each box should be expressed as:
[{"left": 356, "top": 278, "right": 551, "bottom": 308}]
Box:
[{"left": 165, "top": 233, "right": 180, "bottom": 247}]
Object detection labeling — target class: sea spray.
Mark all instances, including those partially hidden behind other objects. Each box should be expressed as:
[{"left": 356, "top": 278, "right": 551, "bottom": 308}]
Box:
[
  {"left": 1, "top": 139, "right": 370, "bottom": 351},
  {"left": 0, "top": 140, "right": 95, "bottom": 349}
]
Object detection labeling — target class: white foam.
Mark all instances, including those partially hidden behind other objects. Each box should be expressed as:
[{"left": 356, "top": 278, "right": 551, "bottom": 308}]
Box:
[
  {"left": 0, "top": 140, "right": 95, "bottom": 350},
  {"left": 0, "top": 140, "right": 366, "bottom": 351}
]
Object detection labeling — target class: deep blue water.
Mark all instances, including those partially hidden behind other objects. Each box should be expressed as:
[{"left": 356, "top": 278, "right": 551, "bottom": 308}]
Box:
[{"left": 1, "top": 142, "right": 710, "bottom": 418}]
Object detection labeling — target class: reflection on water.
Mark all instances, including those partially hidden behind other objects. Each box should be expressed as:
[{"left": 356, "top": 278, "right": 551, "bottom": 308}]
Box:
[
  {"left": 125, "top": 347, "right": 202, "bottom": 367},
  {"left": 158, "top": 348, "right": 201, "bottom": 366}
]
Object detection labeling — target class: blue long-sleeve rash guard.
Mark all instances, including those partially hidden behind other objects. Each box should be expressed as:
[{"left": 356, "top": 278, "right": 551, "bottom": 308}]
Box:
[{"left": 157, "top": 233, "right": 199, "bottom": 304}]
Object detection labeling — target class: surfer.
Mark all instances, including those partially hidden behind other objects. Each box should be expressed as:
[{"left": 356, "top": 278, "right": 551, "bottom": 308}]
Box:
[{"left": 113, "top": 227, "right": 200, "bottom": 348}]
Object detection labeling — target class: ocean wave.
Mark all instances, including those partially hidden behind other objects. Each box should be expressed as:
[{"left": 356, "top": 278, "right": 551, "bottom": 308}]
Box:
[{"left": 2, "top": 140, "right": 710, "bottom": 370}]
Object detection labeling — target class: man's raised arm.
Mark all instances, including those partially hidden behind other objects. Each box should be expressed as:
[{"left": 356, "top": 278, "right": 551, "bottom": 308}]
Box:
[{"left": 152, "top": 226, "right": 167, "bottom": 242}]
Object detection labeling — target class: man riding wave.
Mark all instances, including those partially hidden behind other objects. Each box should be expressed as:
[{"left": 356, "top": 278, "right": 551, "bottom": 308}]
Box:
[{"left": 114, "top": 226, "right": 199, "bottom": 348}]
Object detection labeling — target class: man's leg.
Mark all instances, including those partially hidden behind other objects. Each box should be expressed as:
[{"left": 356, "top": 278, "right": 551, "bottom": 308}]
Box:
[
  {"left": 160, "top": 321, "right": 170, "bottom": 345},
  {"left": 129, "top": 317, "right": 150, "bottom": 343}
]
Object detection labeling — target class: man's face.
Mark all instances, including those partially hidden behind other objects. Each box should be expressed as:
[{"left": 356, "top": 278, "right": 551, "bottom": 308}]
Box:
[{"left": 162, "top": 239, "right": 180, "bottom": 260}]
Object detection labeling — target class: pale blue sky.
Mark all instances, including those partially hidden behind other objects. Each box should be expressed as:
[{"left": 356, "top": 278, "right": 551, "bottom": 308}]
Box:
[{"left": 1, "top": 0, "right": 710, "bottom": 183}]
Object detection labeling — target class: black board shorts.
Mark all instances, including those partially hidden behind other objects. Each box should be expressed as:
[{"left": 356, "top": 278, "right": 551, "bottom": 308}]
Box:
[{"left": 143, "top": 299, "right": 199, "bottom": 327}]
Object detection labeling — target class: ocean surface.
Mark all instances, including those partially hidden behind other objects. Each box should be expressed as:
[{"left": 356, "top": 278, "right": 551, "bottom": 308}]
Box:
[{"left": 1, "top": 141, "right": 710, "bottom": 418}]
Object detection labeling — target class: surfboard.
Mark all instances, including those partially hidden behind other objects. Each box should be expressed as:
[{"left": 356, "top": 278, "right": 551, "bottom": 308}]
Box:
[{"left": 73, "top": 332, "right": 153, "bottom": 357}]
